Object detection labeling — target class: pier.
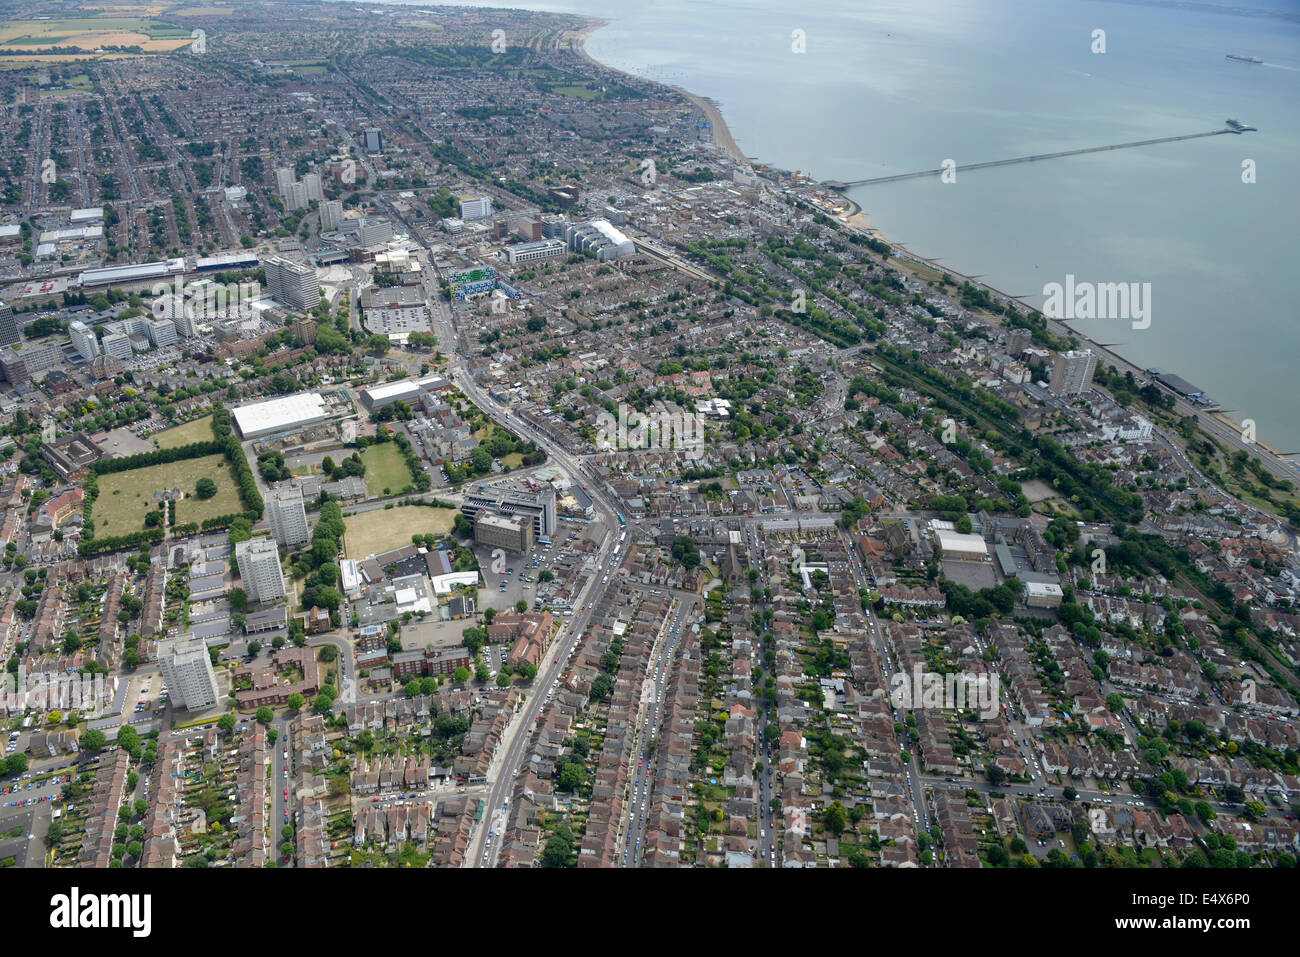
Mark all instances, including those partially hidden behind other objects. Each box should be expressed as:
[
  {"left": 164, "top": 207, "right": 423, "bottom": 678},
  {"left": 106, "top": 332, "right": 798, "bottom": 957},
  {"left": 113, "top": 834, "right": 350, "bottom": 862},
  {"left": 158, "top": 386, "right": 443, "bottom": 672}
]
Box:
[{"left": 824, "top": 125, "right": 1255, "bottom": 190}]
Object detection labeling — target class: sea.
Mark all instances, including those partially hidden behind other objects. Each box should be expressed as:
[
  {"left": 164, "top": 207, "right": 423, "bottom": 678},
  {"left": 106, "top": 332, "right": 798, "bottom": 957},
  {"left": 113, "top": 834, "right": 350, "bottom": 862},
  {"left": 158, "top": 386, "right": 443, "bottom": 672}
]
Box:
[{"left": 368, "top": 0, "right": 1300, "bottom": 450}]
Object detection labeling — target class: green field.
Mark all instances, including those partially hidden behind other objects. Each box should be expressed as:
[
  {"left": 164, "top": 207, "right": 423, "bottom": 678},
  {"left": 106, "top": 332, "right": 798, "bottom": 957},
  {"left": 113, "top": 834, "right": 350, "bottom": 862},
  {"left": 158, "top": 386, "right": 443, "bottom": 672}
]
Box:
[
  {"left": 344, "top": 505, "right": 457, "bottom": 559},
  {"left": 361, "top": 443, "right": 414, "bottom": 497},
  {"left": 152, "top": 415, "right": 213, "bottom": 449},
  {"left": 93, "top": 454, "right": 243, "bottom": 533}
]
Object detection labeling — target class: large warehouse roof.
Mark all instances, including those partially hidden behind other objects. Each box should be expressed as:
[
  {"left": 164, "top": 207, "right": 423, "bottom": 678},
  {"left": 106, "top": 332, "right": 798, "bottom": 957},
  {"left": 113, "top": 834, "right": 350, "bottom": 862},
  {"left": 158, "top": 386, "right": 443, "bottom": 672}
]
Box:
[
  {"left": 232, "top": 392, "right": 329, "bottom": 438},
  {"left": 933, "top": 527, "right": 989, "bottom": 557}
]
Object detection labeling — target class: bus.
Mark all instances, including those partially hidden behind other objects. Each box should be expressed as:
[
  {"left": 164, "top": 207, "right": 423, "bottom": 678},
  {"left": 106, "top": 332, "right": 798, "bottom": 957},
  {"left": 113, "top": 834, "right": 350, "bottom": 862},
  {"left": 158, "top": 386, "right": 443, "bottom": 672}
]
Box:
[{"left": 617, "top": 513, "right": 626, "bottom": 526}]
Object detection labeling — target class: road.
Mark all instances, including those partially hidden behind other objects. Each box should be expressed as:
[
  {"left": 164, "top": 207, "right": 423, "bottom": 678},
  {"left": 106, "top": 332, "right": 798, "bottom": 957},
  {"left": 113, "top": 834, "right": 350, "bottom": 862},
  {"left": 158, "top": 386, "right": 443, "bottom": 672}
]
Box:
[
  {"left": 618, "top": 597, "right": 693, "bottom": 867},
  {"left": 421, "top": 270, "right": 627, "bottom": 868}
]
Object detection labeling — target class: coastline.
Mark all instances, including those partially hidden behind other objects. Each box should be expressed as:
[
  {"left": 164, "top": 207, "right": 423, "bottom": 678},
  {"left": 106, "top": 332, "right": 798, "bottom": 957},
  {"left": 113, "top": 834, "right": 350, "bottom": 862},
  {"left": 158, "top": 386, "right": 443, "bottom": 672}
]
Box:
[
  {"left": 568, "top": 18, "right": 1284, "bottom": 469},
  {"left": 571, "top": 19, "right": 744, "bottom": 162}
]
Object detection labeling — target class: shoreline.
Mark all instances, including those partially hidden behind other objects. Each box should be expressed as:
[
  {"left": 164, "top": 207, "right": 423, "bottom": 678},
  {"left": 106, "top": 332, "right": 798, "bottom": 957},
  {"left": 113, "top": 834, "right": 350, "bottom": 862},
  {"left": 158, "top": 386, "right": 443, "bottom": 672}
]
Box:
[
  {"left": 571, "top": 18, "right": 744, "bottom": 162},
  {"left": 568, "top": 19, "right": 1288, "bottom": 467}
]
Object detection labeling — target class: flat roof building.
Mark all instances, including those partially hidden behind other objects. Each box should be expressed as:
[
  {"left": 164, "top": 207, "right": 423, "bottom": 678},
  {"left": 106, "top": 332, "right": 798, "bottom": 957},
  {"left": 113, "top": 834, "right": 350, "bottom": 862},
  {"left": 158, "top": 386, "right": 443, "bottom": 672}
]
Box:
[
  {"left": 473, "top": 510, "right": 535, "bottom": 555},
  {"left": 231, "top": 392, "right": 330, "bottom": 440},
  {"left": 235, "top": 538, "right": 285, "bottom": 605},
  {"left": 156, "top": 635, "right": 220, "bottom": 712},
  {"left": 359, "top": 374, "right": 451, "bottom": 412}
]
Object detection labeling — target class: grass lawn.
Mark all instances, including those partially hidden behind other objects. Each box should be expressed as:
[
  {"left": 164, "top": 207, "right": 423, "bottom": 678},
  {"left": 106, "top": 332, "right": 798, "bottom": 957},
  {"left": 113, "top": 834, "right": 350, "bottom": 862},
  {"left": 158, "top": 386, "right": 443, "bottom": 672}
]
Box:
[
  {"left": 343, "top": 505, "right": 456, "bottom": 559},
  {"left": 153, "top": 414, "right": 213, "bottom": 449},
  {"left": 93, "top": 454, "right": 243, "bottom": 534},
  {"left": 361, "top": 443, "right": 414, "bottom": 497},
  {"left": 500, "top": 452, "right": 524, "bottom": 469}
]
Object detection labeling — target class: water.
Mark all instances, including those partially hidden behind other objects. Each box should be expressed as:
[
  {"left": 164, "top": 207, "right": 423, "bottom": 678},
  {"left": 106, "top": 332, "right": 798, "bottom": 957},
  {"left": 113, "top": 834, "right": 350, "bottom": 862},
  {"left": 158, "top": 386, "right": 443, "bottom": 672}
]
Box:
[{"left": 371, "top": 0, "right": 1300, "bottom": 448}]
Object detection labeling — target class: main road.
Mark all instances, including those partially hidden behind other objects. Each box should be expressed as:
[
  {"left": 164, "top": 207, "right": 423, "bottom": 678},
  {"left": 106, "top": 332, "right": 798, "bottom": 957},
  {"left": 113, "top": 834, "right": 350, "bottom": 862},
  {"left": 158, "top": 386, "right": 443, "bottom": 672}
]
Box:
[{"left": 422, "top": 270, "right": 628, "bottom": 867}]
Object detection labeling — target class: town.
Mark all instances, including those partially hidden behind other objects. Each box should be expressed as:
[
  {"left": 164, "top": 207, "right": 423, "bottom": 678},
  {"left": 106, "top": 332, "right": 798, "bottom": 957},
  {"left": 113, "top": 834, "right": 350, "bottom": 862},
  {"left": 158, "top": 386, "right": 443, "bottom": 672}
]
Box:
[{"left": 0, "top": 0, "right": 1296, "bottom": 875}]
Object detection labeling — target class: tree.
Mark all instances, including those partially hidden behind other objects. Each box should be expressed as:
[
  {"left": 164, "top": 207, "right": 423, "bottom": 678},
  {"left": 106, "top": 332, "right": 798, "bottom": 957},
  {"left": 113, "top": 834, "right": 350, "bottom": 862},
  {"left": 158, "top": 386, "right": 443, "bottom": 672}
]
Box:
[
  {"left": 79, "top": 729, "right": 107, "bottom": 752},
  {"left": 558, "top": 763, "right": 584, "bottom": 792},
  {"left": 195, "top": 477, "right": 217, "bottom": 499},
  {"left": 286, "top": 693, "right": 305, "bottom": 711},
  {"left": 823, "top": 801, "right": 846, "bottom": 836},
  {"left": 542, "top": 831, "right": 574, "bottom": 868},
  {"left": 475, "top": 663, "right": 490, "bottom": 683},
  {"left": 217, "top": 713, "right": 236, "bottom": 734},
  {"left": 495, "top": 672, "right": 511, "bottom": 688},
  {"left": 452, "top": 666, "right": 470, "bottom": 684},
  {"left": 229, "top": 588, "right": 247, "bottom": 612},
  {"left": 4, "top": 754, "right": 27, "bottom": 776},
  {"left": 515, "top": 599, "right": 528, "bottom": 614},
  {"left": 256, "top": 706, "right": 274, "bottom": 724}
]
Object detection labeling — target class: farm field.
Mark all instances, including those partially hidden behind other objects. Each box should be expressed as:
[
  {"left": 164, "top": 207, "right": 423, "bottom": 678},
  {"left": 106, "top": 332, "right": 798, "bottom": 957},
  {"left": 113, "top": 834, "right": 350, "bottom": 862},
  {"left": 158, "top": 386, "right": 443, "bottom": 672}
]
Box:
[
  {"left": 93, "top": 454, "right": 243, "bottom": 533},
  {"left": 360, "top": 443, "right": 413, "bottom": 497},
  {"left": 343, "top": 505, "right": 456, "bottom": 559}
]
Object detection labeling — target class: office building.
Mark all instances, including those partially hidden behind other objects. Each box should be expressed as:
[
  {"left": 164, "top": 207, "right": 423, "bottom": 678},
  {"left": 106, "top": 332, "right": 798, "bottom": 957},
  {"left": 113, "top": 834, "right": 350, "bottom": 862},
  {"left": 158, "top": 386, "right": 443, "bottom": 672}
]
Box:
[
  {"left": 363, "top": 128, "right": 383, "bottom": 153},
  {"left": 459, "top": 196, "right": 493, "bottom": 221},
  {"left": 0, "top": 300, "right": 18, "bottom": 348},
  {"left": 473, "top": 510, "right": 535, "bottom": 554},
  {"left": 69, "top": 320, "right": 100, "bottom": 361},
  {"left": 263, "top": 256, "right": 320, "bottom": 311},
  {"left": 505, "top": 238, "right": 567, "bottom": 265},
  {"left": 353, "top": 218, "right": 392, "bottom": 247},
  {"left": 0, "top": 340, "right": 60, "bottom": 384},
  {"left": 101, "top": 331, "right": 133, "bottom": 361},
  {"left": 320, "top": 199, "right": 343, "bottom": 231},
  {"left": 1050, "top": 349, "right": 1097, "bottom": 397},
  {"left": 462, "top": 484, "right": 556, "bottom": 539},
  {"left": 266, "top": 484, "right": 310, "bottom": 547},
  {"left": 147, "top": 317, "right": 177, "bottom": 348},
  {"left": 156, "top": 635, "right": 220, "bottom": 711},
  {"left": 235, "top": 538, "right": 286, "bottom": 605}
]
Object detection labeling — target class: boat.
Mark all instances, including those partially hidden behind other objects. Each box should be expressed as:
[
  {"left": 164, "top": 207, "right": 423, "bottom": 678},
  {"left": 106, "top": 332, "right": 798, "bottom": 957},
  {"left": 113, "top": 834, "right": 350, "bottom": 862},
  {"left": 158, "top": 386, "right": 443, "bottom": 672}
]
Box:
[{"left": 1226, "top": 54, "right": 1263, "bottom": 64}]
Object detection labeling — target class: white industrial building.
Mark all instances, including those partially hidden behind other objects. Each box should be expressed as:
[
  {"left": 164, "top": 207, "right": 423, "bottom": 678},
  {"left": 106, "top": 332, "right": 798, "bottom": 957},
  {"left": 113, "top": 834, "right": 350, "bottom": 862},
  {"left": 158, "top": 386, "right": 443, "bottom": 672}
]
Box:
[
  {"left": 359, "top": 374, "right": 450, "bottom": 412},
  {"left": 231, "top": 392, "right": 330, "bottom": 440},
  {"left": 931, "top": 524, "right": 990, "bottom": 560}
]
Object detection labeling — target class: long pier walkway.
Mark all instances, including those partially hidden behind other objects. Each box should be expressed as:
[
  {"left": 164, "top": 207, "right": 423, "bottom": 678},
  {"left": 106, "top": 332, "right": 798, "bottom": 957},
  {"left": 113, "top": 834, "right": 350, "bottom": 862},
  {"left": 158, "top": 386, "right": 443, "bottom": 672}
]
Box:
[{"left": 826, "top": 126, "right": 1254, "bottom": 189}]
